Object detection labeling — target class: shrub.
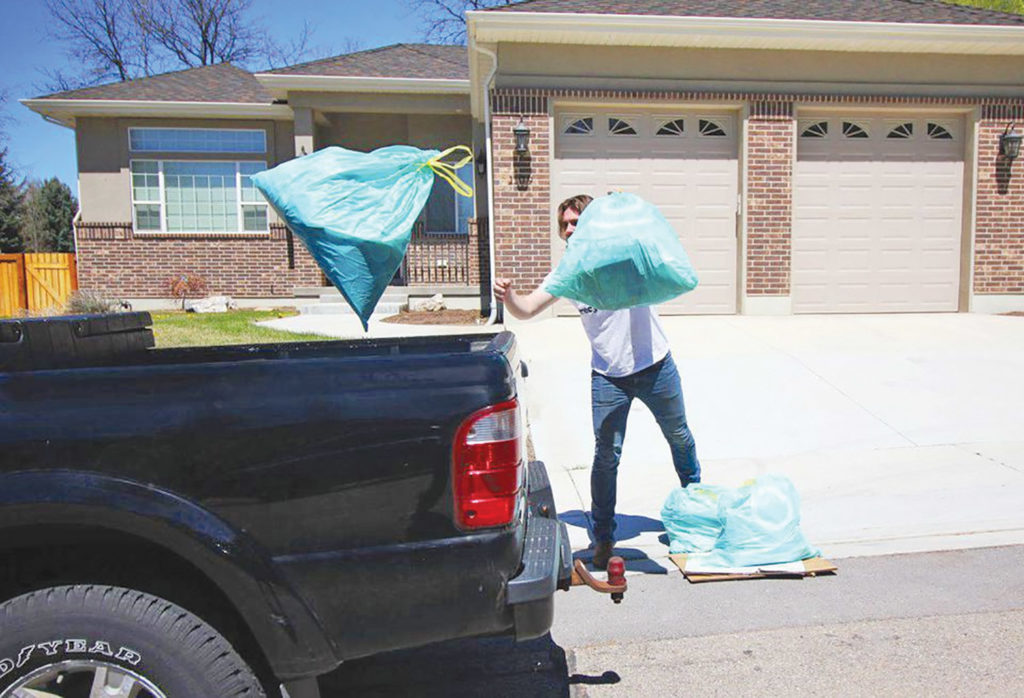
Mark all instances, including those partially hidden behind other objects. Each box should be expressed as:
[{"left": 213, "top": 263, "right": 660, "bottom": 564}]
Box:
[
  {"left": 65, "top": 290, "right": 131, "bottom": 315},
  {"left": 168, "top": 273, "right": 209, "bottom": 309}
]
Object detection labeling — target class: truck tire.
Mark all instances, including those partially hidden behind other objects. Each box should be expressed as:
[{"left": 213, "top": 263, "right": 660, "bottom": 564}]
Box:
[{"left": 0, "top": 585, "right": 266, "bottom": 698}]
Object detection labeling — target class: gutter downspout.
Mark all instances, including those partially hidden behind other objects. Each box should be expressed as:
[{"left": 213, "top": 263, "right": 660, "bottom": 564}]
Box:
[{"left": 475, "top": 43, "right": 500, "bottom": 325}]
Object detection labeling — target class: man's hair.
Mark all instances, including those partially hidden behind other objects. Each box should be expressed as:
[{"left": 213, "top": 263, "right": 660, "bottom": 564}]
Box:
[{"left": 557, "top": 194, "right": 593, "bottom": 238}]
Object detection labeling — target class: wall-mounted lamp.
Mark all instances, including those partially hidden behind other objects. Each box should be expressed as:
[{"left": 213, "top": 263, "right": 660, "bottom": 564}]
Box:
[
  {"left": 476, "top": 149, "right": 487, "bottom": 176},
  {"left": 513, "top": 117, "right": 530, "bottom": 154},
  {"left": 1000, "top": 122, "right": 1022, "bottom": 160}
]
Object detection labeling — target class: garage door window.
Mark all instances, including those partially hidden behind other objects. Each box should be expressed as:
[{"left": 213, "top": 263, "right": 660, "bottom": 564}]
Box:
[
  {"left": 800, "top": 121, "right": 828, "bottom": 138},
  {"left": 886, "top": 122, "right": 914, "bottom": 139},
  {"left": 927, "top": 123, "right": 954, "bottom": 140},
  {"left": 656, "top": 119, "right": 686, "bottom": 136},
  {"left": 608, "top": 118, "right": 638, "bottom": 136},
  {"left": 842, "top": 121, "right": 869, "bottom": 139},
  {"left": 699, "top": 119, "right": 727, "bottom": 137},
  {"left": 564, "top": 117, "right": 594, "bottom": 135}
]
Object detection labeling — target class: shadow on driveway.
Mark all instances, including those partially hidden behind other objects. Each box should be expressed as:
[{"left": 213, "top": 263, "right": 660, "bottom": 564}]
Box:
[{"left": 317, "top": 633, "right": 618, "bottom": 696}]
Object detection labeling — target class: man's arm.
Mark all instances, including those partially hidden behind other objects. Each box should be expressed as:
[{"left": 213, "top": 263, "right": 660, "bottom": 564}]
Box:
[{"left": 493, "top": 278, "right": 559, "bottom": 320}]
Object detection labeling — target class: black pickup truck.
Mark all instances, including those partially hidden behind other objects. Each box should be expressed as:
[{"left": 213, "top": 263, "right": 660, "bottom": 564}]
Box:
[{"left": 0, "top": 313, "right": 572, "bottom": 698}]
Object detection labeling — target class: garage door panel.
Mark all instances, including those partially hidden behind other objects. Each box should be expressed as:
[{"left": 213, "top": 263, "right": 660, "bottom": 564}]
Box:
[
  {"left": 793, "top": 114, "right": 963, "bottom": 313},
  {"left": 554, "top": 106, "right": 738, "bottom": 315}
]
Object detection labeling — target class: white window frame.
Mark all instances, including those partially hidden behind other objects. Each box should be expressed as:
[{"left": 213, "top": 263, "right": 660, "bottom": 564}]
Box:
[
  {"left": 128, "top": 127, "right": 267, "bottom": 154},
  {"left": 420, "top": 162, "right": 474, "bottom": 236},
  {"left": 130, "top": 159, "right": 269, "bottom": 235}
]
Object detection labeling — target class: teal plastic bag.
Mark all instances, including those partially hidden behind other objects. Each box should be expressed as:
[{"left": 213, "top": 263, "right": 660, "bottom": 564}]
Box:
[
  {"left": 661, "top": 475, "right": 819, "bottom": 566},
  {"left": 661, "top": 484, "right": 730, "bottom": 554},
  {"left": 543, "top": 193, "right": 698, "bottom": 309},
  {"left": 252, "top": 145, "right": 471, "bottom": 330}
]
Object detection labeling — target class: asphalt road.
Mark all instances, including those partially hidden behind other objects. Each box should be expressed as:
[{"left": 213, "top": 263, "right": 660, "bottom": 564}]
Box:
[{"left": 317, "top": 545, "right": 1024, "bottom": 697}]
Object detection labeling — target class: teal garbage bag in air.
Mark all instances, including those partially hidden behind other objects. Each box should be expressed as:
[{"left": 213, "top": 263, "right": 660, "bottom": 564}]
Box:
[
  {"left": 661, "top": 474, "right": 820, "bottom": 566},
  {"left": 252, "top": 145, "right": 472, "bottom": 330},
  {"left": 543, "top": 193, "right": 698, "bottom": 310}
]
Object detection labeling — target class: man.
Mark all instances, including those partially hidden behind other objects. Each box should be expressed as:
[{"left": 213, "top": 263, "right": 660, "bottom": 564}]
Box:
[{"left": 493, "top": 194, "right": 701, "bottom": 569}]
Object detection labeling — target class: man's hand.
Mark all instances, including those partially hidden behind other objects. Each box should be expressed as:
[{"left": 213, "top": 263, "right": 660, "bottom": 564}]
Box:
[{"left": 493, "top": 278, "right": 514, "bottom": 303}]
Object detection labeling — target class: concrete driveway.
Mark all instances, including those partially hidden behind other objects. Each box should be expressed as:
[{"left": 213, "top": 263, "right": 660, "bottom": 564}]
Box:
[
  {"left": 264, "top": 310, "right": 1024, "bottom": 563},
  {"left": 506, "top": 312, "right": 1024, "bottom": 563}
]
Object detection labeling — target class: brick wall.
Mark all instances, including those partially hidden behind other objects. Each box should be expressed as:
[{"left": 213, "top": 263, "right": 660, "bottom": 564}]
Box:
[
  {"left": 746, "top": 102, "right": 794, "bottom": 296},
  {"left": 975, "top": 105, "right": 1024, "bottom": 294},
  {"left": 75, "top": 223, "right": 321, "bottom": 298},
  {"left": 491, "top": 101, "right": 552, "bottom": 290}
]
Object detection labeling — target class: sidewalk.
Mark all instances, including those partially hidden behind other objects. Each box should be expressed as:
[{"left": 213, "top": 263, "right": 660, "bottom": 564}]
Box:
[{"left": 264, "top": 311, "right": 1024, "bottom": 564}]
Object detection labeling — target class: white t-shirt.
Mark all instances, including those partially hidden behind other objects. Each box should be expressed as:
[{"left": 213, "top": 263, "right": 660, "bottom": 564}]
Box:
[{"left": 542, "top": 274, "right": 670, "bottom": 377}]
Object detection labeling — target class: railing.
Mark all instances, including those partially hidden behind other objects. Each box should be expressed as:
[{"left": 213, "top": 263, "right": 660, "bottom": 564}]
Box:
[{"left": 401, "top": 222, "right": 470, "bottom": 285}]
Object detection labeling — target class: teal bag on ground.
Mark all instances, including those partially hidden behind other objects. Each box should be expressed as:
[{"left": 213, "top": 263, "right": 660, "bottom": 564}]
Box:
[
  {"left": 661, "top": 484, "right": 731, "bottom": 554},
  {"left": 253, "top": 145, "right": 471, "bottom": 330},
  {"left": 543, "top": 192, "right": 698, "bottom": 309},
  {"left": 662, "top": 474, "right": 820, "bottom": 566}
]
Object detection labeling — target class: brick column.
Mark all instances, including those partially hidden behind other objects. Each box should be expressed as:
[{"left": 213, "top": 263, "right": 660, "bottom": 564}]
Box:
[
  {"left": 975, "top": 104, "right": 1024, "bottom": 296},
  {"left": 491, "top": 93, "right": 551, "bottom": 291},
  {"left": 745, "top": 101, "right": 794, "bottom": 298}
]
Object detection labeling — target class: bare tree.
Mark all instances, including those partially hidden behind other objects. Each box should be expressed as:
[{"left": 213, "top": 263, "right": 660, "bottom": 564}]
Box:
[
  {"left": 44, "top": 0, "right": 154, "bottom": 86},
  {"left": 408, "top": 0, "right": 515, "bottom": 45},
  {"left": 42, "top": 0, "right": 330, "bottom": 90}
]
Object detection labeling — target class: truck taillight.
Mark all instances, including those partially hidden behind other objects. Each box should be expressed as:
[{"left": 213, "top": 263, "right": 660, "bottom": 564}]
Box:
[{"left": 452, "top": 399, "right": 523, "bottom": 529}]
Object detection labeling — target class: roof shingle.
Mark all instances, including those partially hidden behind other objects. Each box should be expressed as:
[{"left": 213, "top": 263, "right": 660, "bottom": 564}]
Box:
[
  {"left": 266, "top": 44, "right": 469, "bottom": 79},
  {"left": 36, "top": 63, "right": 272, "bottom": 102},
  {"left": 490, "top": 0, "right": 1024, "bottom": 26}
]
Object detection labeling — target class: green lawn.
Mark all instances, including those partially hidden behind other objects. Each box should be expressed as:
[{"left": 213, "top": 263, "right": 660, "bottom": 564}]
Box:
[{"left": 150, "top": 309, "right": 330, "bottom": 348}]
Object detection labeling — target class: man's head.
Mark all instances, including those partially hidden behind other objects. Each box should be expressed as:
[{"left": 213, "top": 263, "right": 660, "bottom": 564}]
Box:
[{"left": 557, "top": 194, "right": 593, "bottom": 241}]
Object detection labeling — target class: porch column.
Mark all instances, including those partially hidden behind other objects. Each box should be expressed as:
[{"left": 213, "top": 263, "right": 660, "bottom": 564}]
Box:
[{"left": 293, "top": 107, "right": 314, "bottom": 157}]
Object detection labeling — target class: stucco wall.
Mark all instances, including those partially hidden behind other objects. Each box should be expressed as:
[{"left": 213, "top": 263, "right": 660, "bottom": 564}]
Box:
[
  {"left": 76, "top": 117, "right": 293, "bottom": 223},
  {"left": 497, "top": 45, "right": 1024, "bottom": 94},
  {"left": 324, "top": 113, "right": 472, "bottom": 152}
]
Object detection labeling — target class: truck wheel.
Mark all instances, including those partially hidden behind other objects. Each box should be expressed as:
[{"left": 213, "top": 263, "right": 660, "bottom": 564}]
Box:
[{"left": 0, "top": 585, "right": 265, "bottom": 698}]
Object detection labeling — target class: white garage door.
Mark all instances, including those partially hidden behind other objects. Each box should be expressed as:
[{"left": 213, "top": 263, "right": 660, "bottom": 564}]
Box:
[
  {"left": 793, "top": 115, "right": 964, "bottom": 313},
  {"left": 551, "top": 107, "right": 739, "bottom": 314}
]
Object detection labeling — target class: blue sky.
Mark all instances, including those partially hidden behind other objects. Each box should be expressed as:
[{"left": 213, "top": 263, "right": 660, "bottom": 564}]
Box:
[{"left": 0, "top": 0, "right": 428, "bottom": 196}]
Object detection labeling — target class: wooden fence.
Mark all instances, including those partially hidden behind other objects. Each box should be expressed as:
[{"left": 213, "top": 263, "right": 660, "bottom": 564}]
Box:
[{"left": 0, "top": 253, "right": 78, "bottom": 318}]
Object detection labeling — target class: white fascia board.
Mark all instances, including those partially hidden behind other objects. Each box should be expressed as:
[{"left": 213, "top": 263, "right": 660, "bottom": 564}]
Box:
[
  {"left": 21, "top": 98, "right": 294, "bottom": 128},
  {"left": 467, "top": 11, "right": 1024, "bottom": 56},
  {"left": 254, "top": 74, "right": 471, "bottom": 98}
]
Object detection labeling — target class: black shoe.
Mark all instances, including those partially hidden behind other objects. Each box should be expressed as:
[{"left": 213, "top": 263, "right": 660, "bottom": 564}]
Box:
[{"left": 592, "top": 541, "right": 615, "bottom": 569}]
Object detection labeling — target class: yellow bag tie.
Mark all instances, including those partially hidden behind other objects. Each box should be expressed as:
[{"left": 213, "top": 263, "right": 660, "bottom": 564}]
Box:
[{"left": 423, "top": 145, "right": 474, "bottom": 198}]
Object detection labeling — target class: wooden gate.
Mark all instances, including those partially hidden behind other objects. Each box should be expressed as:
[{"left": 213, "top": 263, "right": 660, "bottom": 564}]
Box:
[
  {"left": 0, "top": 255, "right": 27, "bottom": 318},
  {"left": 0, "top": 253, "right": 78, "bottom": 317}
]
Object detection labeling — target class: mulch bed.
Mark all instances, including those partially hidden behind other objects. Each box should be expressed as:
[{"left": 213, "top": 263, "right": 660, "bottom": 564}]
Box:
[{"left": 381, "top": 309, "right": 484, "bottom": 325}]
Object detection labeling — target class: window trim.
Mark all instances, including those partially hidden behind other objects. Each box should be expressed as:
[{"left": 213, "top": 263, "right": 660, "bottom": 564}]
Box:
[
  {"left": 130, "top": 158, "right": 269, "bottom": 236},
  {"left": 561, "top": 115, "right": 595, "bottom": 137},
  {"left": 128, "top": 127, "right": 267, "bottom": 154},
  {"left": 420, "top": 161, "right": 474, "bottom": 236}
]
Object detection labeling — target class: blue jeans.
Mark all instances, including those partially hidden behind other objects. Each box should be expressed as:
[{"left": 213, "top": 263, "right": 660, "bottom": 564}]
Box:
[{"left": 590, "top": 353, "right": 700, "bottom": 543}]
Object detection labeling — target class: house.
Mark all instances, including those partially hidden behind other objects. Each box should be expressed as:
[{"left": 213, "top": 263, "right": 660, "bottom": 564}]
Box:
[{"left": 23, "top": 0, "right": 1024, "bottom": 315}]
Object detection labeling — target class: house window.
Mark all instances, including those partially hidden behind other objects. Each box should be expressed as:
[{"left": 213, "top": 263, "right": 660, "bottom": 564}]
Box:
[
  {"left": 564, "top": 117, "right": 594, "bottom": 135},
  {"left": 800, "top": 121, "right": 829, "bottom": 138},
  {"left": 130, "top": 160, "right": 269, "bottom": 234},
  {"left": 887, "top": 122, "right": 914, "bottom": 139},
  {"left": 128, "top": 128, "right": 266, "bottom": 153},
  {"left": 927, "top": 122, "right": 954, "bottom": 140},
  {"left": 421, "top": 162, "right": 473, "bottom": 235},
  {"left": 842, "top": 121, "right": 869, "bottom": 139},
  {"left": 656, "top": 119, "right": 686, "bottom": 136},
  {"left": 698, "top": 119, "right": 726, "bottom": 137},
  {"left": 608, "top": 118, "right": 637, "bottom": 135}
]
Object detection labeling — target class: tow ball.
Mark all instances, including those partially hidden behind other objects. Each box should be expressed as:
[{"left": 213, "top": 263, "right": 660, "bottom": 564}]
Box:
[{"left": 570, "top": 555, "right": 627, "bottom": 603}]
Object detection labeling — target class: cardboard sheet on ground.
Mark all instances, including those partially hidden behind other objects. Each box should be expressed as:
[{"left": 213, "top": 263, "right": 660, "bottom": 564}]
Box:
[{"left": 669, "top": 554, "right": 837, "bottom": 583}]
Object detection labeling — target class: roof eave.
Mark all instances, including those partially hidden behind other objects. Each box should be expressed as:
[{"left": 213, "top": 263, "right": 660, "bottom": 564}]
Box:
[
  {"left": 466, "top": 11, "right": 1024, "bottom": 55},
  {"left": 21, "top": 98, "right": 292, "bottom": 128},
  {"left": 253, "top": 74, "right": 471, "bottom": 99}
]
